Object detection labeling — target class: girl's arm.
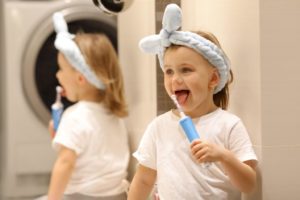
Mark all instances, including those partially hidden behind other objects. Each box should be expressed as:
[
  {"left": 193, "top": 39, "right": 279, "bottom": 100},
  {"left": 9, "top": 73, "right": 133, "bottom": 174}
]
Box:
[
  {"left": 219, "top": 149, "right": 257, "bottom": 193},
  {"left": 47, "top": 146, "right": 77, "bottom": 200},
  {"left": 128, "top": 164, "right": 157, "bottom": 200}
]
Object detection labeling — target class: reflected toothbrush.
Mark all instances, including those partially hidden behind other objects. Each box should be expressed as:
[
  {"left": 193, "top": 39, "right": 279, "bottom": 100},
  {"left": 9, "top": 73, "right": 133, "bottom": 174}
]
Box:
[{"left": 51, "top": 86, "right": 64, "bottom": 132}]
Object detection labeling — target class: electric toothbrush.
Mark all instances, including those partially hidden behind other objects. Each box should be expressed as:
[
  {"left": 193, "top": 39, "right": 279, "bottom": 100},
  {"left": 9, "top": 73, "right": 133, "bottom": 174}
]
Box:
[
  {"left": 171, "top": 95, "right": 211, "bottom": 168},
  {"left": 51, "top": 86, "right": 64, "bottom": 132},
  {"left": 171, "top": 95, "right": 200, "bottom": 142}
]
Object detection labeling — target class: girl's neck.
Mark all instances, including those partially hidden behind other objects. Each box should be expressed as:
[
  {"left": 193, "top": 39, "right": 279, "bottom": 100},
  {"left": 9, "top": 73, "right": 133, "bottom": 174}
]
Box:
[
  {"left": 183, "top": 103, "right": 218, "bottom": 119},
  {"left": 78, "top": 87, "right": 104, "bottom": 103},
  {"left": 80, "top": 95, "right": 103, "bottom": 103}
]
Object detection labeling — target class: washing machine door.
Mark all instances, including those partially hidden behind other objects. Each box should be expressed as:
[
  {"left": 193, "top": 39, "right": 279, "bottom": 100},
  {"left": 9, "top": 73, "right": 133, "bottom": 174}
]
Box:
[{"left": 22, "top": 5, "right": 117, "bottom": 126}]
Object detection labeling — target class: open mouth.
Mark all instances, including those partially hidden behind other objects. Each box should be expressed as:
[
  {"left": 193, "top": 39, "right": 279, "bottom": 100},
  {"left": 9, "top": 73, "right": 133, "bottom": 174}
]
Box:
[{"left": 175, "top": 90, "right": 190, "bottom": 105}]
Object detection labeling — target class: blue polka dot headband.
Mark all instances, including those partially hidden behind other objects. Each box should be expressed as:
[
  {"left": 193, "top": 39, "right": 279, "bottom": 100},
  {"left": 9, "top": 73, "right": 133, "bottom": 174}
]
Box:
[
  {"left": 139, "top": 4, "right": 230, "bottom": 93},
  {"left": 52, "top": 12, "right": 105, "bottom": 90}
]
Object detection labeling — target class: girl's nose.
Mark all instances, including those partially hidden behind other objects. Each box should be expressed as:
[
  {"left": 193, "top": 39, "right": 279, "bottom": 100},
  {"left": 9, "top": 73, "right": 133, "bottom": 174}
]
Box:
[{"left": 172, "top": 73, "right": 183, "bottom": 84}]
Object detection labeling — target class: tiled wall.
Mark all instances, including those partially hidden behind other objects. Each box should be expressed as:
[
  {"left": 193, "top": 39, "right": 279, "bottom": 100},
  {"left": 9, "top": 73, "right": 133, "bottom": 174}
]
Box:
[{"left": 155, "top": 0, "right": 181, "bottom": 115}]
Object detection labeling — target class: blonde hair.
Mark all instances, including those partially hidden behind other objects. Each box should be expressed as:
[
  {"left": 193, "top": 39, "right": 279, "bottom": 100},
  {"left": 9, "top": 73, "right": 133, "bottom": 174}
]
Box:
[{"left": 74, "top": 33, "right": 128, "bottom": 117}]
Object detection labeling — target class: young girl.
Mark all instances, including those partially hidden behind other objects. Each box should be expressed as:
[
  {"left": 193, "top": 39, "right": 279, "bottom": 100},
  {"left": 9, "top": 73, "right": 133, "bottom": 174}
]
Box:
[
  {"left": 47, "top": 12, "right": 129, "bottom": 200},
  {"left": 128, "top": 4, "right": 257, "bottom": 200}
]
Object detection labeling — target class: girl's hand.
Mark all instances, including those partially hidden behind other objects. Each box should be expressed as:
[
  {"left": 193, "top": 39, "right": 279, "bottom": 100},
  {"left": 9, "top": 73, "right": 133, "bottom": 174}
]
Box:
[
  {"left": 190, "top": 139, "right": 225, "bottom": 163},
  {"left": 48, "top": 120, "right": 56, "bottom": 139}
]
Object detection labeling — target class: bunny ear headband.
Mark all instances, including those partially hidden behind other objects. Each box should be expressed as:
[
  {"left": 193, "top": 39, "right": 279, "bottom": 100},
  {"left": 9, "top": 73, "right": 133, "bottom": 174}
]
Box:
[
  {"left": 52, "top": 12, "right": 105, "bottom": 90},
  {"left": 139, "top": 4, "right": 230, "bottom": 93}
]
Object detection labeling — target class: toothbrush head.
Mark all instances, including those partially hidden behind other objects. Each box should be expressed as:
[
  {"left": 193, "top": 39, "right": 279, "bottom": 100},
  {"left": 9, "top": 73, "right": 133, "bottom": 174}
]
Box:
[
  {"left": 56, "top": 86, "right": 63, "bottom": 94},
  {"left": 55, "top": 86, "right": 63, "bottom": 103},
  {"left": 171, "top": 94, "right": 184, "bottom": 113},
  {"left": 171, "top": 94, "right": 177, "bottom": 104}
]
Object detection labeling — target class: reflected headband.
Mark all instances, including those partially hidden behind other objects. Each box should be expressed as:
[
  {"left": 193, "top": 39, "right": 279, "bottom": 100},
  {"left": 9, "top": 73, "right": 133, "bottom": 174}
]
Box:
[{"left": 52, "top": 12, "right": 105, "bottom": 90}]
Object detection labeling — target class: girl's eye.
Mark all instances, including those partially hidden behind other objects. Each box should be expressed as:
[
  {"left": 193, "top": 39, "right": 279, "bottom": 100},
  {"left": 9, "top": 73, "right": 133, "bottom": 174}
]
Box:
[
  {"left": 164, "top": 68, "right": 174, "bottom": 75},
  {"left": 57, "top": 64, "right": 61, "bottom": 69},
  {"left": 181, "top": 67, "right": 192, "bottom": 73}
]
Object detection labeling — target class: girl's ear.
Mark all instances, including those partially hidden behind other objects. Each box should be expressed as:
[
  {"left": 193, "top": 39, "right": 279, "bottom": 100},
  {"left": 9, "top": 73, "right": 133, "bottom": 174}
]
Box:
[
  {"left": 209, "top": 69, "right": 220, "bottom": 90},
  {"left": 76, "top": 72, "right": 87, "bottom": 86}
]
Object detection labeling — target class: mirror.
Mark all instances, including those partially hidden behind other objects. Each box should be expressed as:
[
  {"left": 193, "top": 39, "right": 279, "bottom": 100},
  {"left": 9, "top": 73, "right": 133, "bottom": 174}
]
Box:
[{"left": 92, "top": 0, "right": 134, "bottom": 15}]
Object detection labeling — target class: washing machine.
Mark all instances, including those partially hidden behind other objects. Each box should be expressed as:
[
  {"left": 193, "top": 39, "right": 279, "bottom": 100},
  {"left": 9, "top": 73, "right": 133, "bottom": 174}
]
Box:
[{"left": 2, "top": 0, "right": 117, "bottom": 198}]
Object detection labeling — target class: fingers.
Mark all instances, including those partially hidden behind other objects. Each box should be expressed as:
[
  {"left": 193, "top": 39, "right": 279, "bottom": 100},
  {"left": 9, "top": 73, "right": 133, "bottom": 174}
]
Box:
[
  {"left": 190, "top": 140, "right": 209, "bottom": 163},
  {"left": 191, "top": 140, "right": 226, "bottom": 164},
  {"left": 48, "top": 120, "right": 56, "bottom": 139}
]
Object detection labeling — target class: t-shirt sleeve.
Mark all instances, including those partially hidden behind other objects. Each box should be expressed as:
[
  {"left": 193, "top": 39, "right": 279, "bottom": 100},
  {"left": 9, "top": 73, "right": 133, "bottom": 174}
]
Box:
[
  {"left": 52, "top": 111, "right": 90, "bottom": 155},
  {"left": 229, "top": 120, "right": 258, "bottom": 163},
  {"left": 133, "top": 121, "right": 157, "bottom": 170}
]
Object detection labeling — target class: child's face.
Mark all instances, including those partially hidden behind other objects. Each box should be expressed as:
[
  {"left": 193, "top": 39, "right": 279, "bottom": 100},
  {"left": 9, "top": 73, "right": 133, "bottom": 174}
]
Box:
[
  {"left": 163, "top": 46, "right": 219, "bottom": 117},
  {"left": 56, "top": 52, "right": 79, "bottom": 102}
]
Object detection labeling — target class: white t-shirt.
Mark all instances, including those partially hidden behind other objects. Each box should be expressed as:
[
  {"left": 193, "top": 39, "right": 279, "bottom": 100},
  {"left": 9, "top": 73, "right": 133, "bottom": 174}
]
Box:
[
  {"left": 134, "top": 108, "right": 257, "bottom": 200},
  {"left": 53, "top": 101, "right": 129, "bottom": 197}
]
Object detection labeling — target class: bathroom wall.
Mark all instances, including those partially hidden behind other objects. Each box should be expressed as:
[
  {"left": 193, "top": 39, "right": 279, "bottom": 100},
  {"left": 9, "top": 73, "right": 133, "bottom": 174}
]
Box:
[
  {"left": 260, "top": 0, "right": 300, "bottom": 199},
  {"left": 118, "top": 0, "right": 156, "bottom": 180}
]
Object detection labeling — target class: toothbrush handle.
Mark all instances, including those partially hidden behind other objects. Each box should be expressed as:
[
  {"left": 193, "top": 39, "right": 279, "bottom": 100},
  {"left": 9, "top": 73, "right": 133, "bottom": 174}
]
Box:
[
  {"left": 51, "top": 105, "right": 63, "bottom": 132},
  {"left": 179, "top": 116, "right": 200, "bottom": 142},
  {"left": 179, "top": 116, "right": 211, "bottom": 168}
]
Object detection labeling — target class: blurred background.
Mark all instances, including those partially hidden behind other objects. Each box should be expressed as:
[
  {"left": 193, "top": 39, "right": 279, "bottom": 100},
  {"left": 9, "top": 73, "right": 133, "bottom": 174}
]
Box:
[{"left": 0, "top": 0, "right": 300, "bottom": 199}]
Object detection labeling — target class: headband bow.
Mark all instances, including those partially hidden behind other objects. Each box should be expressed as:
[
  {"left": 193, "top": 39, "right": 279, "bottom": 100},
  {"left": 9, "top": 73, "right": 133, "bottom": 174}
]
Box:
[
  {"left": 139, "top": 4, "right": 230, "bottom": 93},
  {"left": 52, "top": 12, "right": 105, "bottom": 90}
]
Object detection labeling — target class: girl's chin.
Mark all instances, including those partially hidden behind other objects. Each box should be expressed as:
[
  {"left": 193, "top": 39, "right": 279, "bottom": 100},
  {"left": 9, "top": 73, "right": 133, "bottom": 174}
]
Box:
[{"left": 66, "top": 96, "right": 77, "bottom": 103}]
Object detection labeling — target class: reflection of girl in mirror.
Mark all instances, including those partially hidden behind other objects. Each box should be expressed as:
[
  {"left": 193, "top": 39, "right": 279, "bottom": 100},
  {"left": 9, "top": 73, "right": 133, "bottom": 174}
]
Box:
[
  {"left": 45, "top": 12, "right": 129, "bottom": 200},
  {"left": 128, "top": 4, "right": 257, "bottom": 200}
]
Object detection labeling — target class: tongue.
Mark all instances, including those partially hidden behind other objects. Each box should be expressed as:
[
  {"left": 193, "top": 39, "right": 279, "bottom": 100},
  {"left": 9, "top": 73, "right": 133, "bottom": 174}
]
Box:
[{"left": 176, "top": 91, "right": 189, "bottom": 105}]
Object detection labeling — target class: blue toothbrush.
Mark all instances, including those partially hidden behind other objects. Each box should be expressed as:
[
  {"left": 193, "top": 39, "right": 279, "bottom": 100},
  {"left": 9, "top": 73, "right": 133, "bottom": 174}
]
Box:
[
  {"left": 171, "top": 94, "right": 211, "bottom": 168},
  {"left": 171, "top": 95, "right": 200, "bottom": 142},
  {"left": 51, "top": 86, "right": 64, "bottom": 132}
]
